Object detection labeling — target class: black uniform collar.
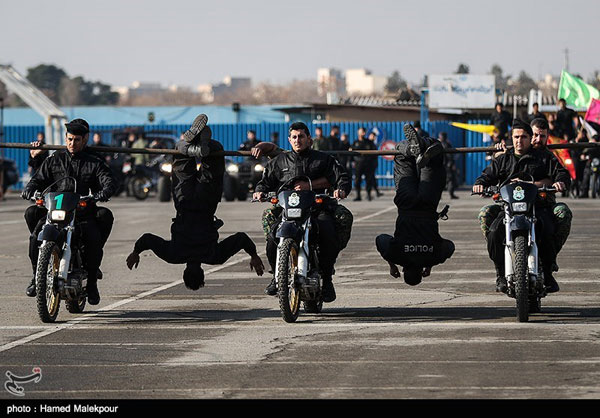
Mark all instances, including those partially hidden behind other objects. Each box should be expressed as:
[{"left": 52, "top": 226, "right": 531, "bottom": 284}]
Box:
[{"left": 294, "top": 147, "right": 312, "bottom": 158}]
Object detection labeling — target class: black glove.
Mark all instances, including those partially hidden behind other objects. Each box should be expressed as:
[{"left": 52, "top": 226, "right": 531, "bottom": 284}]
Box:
[
  {"left": 21, "top": 188, "right": 35, "bottom": 201},
  {"left": 92, "top": 191, "right": 109, "bottom": 202}
]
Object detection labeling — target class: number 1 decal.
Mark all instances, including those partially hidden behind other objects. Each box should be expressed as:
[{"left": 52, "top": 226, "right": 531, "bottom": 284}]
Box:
[{"left": 54, "top": 194, "right": 64, "bottom": 210}]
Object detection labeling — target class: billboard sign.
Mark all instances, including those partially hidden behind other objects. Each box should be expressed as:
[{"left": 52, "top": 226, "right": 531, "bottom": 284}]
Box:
[{"left": 428, "top": 74, "right": 495, "bottom": 109}]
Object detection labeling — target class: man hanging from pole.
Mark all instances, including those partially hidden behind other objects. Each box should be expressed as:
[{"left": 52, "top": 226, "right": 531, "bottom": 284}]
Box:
[
  {"left": 375, "top": 124, "right": 455, "bottom": 285},
  {"left": 126, "top": 114, "right": 265, "bottom": 288}
]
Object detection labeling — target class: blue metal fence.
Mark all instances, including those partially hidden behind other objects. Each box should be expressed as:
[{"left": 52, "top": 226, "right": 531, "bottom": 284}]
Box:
[{"left": 2, "top": 120, "right": 480, "bottom": 190}]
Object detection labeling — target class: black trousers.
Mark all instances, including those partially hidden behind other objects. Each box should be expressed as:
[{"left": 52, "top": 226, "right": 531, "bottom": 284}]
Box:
[
  {"left": 355, "top": 162, "right": 375, "bottom": 196},
  {"left": 266, "top": 210, "right": 339, "bottom": 280},
  {"left": 25, "top": 205, "right": 113, "bottom": 281},
  {"left": 134, "top": 230, "right": 257, "bottom": 269},
  {"left": 487, "top": 207, "right": 557, "bottom": 273},
  {"left": 393, "top": 139, "right": 446, "bottom": 212}
]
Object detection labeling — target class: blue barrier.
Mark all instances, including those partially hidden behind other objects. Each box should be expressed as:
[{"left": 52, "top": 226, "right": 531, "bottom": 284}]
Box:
[{"left": 2, "top": 120, "right": 476, "bottom": 190}]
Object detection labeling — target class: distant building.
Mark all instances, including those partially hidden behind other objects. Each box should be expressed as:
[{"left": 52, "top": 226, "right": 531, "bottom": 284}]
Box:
[
  {"left": 198, "top": 76, "right": 252, "bottom": 103},
  {"left": 345, "top": 69, "right": 387, "bottom": 96},
  {"left": 317, "top": 68, "right": 346, "bottom": 100}
]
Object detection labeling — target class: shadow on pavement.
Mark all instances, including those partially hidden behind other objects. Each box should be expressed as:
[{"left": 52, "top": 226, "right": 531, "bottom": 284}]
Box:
[
  {"left": 316, "top": 306, "right": 600, "bottom": 323},
  {"left": 88, "top": 308, "right": 281, "bottom": 324}
]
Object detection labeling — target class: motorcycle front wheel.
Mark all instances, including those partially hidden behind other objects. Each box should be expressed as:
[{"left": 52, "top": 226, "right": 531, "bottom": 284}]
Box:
[
  {"left": 277, "top": 238, "right": 301, "bottom": 323},
  {"left": 513, "top": 232, "right": 530, "bottom": 322},
  {"left": 303, "top": 299, "right": 323, "bottom": 314},
  {"left": 35, "top": 242, "right": 61, "bottom": 323},
  {"left": 129, "top": 176, "right": 150, "bottom": 200},
  {"left": 65, "top": 297, "right": 86, "bottom": 314}
]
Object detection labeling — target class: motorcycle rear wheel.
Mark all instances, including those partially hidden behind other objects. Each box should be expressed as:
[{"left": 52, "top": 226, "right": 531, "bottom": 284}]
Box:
[
  {"left": 513, "top": 232, "right": 530, "bottom": 322},
  {"left": 35, "top": 242, "right": 61, "bottom": 323},
  {"left": 277, "top": 238, "right": 301, "bottom": 323}
]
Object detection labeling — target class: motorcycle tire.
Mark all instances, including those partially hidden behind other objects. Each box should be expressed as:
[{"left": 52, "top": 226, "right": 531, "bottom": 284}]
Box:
[
  {"left": 277, "top": 238, "right": 301, "bottom": 323},
  {"left": 65, "top": 297, "right": 86, "bottom": 314},
  {"left": 303, "top": 300, "right": 323, "bottom": 314},
  {"left": 130, "top": 176, "right": 150, "bottom": 200},
  {"left": 35, "top": 242, "right": 61, "bottom": 323},
  {"left": 157, "top": 176, "right": 171, "bottom": 202},
  {"left": 513, "top": 232, "right": 530, "bottom": 322},
  {"left": 223, "top": 175, "right": 236, "bottom": 202}
]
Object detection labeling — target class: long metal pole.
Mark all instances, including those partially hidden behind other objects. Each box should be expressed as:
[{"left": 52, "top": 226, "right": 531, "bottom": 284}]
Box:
[{"left": 0, "top": 142, "right": 599, "bottom": 156}]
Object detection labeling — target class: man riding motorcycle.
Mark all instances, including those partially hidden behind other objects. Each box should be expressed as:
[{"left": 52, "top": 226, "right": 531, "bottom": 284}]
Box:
[
  {"left": 473, "top": 119, "right": 570, "bottom": 294},
  {"left": 478, "top": 118, "right": 574, "bottom": 285},
  {"left": 252, "top": 122, "right": 351, "bottom": 303},
  {"left": 22, "top": 119, "right": 117, "bottom": 305}
]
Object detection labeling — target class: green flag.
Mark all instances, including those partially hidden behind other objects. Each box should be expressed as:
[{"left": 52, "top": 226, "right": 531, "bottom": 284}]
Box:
[{"left": 558, "top": 70, "right": 600, "bottom": 108}]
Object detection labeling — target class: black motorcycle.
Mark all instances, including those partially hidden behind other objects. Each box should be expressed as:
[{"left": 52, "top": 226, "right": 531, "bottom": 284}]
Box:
[
  {"left": 256, "top": 177, "right": 334, "bottom": 323},
  {"left": 476, "top": 175, "right": 556, "bottom": 322},
  {"left": 31, "top": 177, "right": 94, "bottom": 322}
]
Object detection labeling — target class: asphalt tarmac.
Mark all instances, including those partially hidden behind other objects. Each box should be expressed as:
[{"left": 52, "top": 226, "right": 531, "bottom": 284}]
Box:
[{"left": 1, "top": 189, "right": 599, "bottom": 399}]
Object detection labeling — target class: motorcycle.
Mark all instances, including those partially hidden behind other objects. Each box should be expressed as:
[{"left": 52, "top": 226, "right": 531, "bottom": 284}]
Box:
[
  {"left": 255, "top": 177, "right": 333, "bottom": 323},
  {"left": 30, "top": 177, "right": 95, "bottom": 322},
  {"left": 475, "top": 175, "right": 556, "bottom": 322}
]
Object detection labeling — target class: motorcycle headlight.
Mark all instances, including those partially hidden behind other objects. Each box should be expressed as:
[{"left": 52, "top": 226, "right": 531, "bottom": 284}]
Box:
[
  {"left": 287, "top": 208, "right": 302, "bottom": 218},
  {"left": 254, "top": 164, "right": 264, "bottom": 172},
  {"left": 50, "top": 210, "right": 66, "bottom": 221},
  {"left": 512, "top": 202, "right": 528, "bottom": 212},
  {"left": 226, "top": 164, "right": 239, "bottom": 174},
  {"left": 160, "top": 163, "right": 172, "bottom": 174}
]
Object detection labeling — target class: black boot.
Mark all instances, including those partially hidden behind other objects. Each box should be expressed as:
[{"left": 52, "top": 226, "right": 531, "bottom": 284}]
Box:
[
  {"left": 265, "top": 276, "right": 277, "bottom": 296},
  {"left": 403, "top": 124, "right": 443, "bottom": 168},
  {"left": 183, "top": 114, "right": 208, "bottom": 143},
  {"left": 322, "top": 278, "right": 336, "bottom": 303},
  {"left": 87, "top": 281, "right": 100, "bottom": 305},
  {"left": 26, "top": 277, "right": 36, "bottom": 297},
  {"left": 544, "top": 271, "right": 560, "bottom": 293},
  {"left": 183, "top": 114, "right": 211, "bottom": 157},
  {"left": 495, "top": 264, "right": 508, "bottom": 294}
]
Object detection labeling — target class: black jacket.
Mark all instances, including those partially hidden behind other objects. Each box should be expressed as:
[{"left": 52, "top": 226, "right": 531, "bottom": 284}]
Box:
[
  {"left": 255, "top": 148, "right": 351, "bottom": 195},
  {"left": 351, "top": 139, "right": 377, "bottom": 167},
  {"left": 25, "top": 148, "right": 117, "bottom": 201},
  {"left": 474, "top": 148, "right": 571, "bottom": 206},
  {"left": 490, "top": 110, "right": 512, "bottom": 138}
]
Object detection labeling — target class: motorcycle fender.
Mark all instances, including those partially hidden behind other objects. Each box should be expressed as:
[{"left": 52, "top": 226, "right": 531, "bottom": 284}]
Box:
[
  {"left": 37, "top": 224, "right": 60, "bottom": 242},
  {"left": 509, "top": 215, "right": 531, "bottom": 232},
  {"left": 276, "top": 221, "right": 301, "bottom": 240}
]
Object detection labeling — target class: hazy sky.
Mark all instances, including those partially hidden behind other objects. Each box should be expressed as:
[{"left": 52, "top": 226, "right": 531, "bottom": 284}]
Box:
[{"left": 2, "top": 0, "right": 598, "bottom": 88}]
